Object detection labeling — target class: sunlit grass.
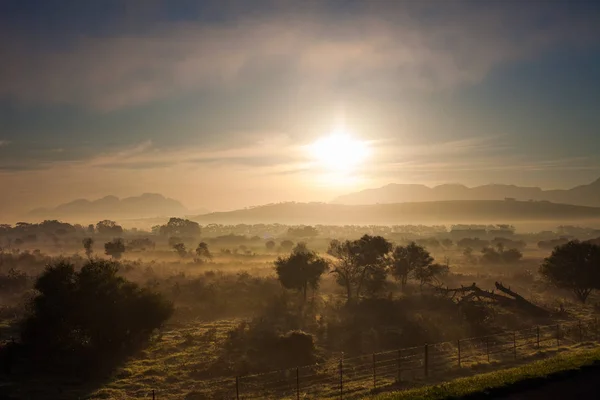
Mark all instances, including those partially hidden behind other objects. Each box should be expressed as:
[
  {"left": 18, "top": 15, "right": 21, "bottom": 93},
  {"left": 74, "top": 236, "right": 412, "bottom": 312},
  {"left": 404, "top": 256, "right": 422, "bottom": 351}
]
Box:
[{"left": 85, "top": 319, "right": 240, "bottom": 399}]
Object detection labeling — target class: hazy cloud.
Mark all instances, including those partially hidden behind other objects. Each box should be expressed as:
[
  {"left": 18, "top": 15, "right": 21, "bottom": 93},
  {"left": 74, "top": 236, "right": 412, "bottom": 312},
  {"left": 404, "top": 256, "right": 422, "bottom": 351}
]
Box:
[{"left": 1, "top": 3, "right": 597, "bottom": 110}]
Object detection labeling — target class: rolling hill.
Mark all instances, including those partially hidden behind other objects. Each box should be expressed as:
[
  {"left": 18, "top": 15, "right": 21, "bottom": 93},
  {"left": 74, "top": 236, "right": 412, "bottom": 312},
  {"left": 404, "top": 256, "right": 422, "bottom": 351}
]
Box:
[
  {"left": 27, "top": 193, "right": 192, "bottom": 223},
  {"left": 191, "top": 200, "right": 600, "bottom": 225},
  {"left": 333, "top": 178, "right": 600, "bottom": 207}
]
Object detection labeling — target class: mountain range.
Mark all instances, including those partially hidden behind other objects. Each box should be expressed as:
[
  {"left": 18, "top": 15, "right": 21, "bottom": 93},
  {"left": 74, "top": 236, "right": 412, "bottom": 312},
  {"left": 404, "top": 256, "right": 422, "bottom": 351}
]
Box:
[
  {"left": 191, "top": 200, "right": 600, "bottom": 226},
  {"left": 333, "top": 178, "right": 600, "bottom": 207},
  {"left": 26, "top": 193, "right": 200, "bottom": 223}
]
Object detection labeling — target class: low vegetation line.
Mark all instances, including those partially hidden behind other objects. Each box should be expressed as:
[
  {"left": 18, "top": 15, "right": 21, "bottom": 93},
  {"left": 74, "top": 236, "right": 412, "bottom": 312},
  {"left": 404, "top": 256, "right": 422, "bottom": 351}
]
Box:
[{"left": 374, "top": 347, "right": 600, "bottom": 400}]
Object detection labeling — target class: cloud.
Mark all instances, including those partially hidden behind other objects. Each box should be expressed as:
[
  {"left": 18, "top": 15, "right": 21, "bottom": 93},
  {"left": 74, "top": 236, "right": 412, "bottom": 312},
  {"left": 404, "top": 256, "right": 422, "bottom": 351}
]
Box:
[{"left": 1, "top": 3, "right": 597, "bottom": 110}]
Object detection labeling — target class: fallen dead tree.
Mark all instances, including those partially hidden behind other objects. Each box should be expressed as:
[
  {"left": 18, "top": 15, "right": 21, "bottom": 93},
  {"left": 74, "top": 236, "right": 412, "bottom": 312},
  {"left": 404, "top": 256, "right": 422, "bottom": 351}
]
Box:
[{"left": 436, "top": 282, "right": 549, "bottom": 316}]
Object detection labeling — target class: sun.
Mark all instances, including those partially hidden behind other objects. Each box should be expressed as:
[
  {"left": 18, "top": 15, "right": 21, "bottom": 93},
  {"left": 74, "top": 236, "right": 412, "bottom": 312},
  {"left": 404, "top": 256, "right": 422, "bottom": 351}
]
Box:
[{"left": 309, "top": 128, "right": 370, "bottom": 172}]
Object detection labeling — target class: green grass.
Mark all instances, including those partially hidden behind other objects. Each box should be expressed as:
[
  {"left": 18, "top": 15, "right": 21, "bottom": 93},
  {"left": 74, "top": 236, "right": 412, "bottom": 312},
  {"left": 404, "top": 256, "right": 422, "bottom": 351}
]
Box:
[{"left": 373, "top": 347, "right": 600, "bottom": 400}]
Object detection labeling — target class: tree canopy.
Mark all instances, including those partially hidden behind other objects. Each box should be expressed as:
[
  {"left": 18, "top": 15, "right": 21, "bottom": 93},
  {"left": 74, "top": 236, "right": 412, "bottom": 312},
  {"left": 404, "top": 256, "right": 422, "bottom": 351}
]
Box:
[
  {"left": 539, "top": 240, "right": 600, "bottom": 303},
  {"left": 390, "top": 242, "right": 434, "bottom": 291},
  {"left": 157, "top": 218, "right": 201, "bottom": 237},
  {"left": 104, "top": 238, "right": 126, "bottom": 259},
  {"left": 274, "top": 243, "right": 329, "bottom": 301},
  {"left": 95, "top": 220, "right": 123, "bottom": 236},
  {"left": 327, "top": 235, "right": 392, "bottom": 301},
  {"left": 20, "top": 259, "right": 173, "bottom": 374}
]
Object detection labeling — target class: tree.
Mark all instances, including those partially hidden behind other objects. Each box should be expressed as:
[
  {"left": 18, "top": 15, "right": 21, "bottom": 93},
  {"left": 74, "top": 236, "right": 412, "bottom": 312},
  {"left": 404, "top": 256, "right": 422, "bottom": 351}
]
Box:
[
  {"left": 172, "top": 242, "right": 187, "bottom": 258},
  {"left": 481, "top": 245, "right": 523, "bottom": 265},
  {"left": 20, "top": 259, "right": 173, "bottom": 374},
  {"left": 390, "top": 242, "right": 433, "bottom": 291},
  {"left": 95, "top": 220, "right": 123, "bottom": 236},
  {"left": 327, "top": 235, "right": 392, "bottom": 302},
  {"left": 539, "top": 240, "right": 600, "bottom": 303},
  {"left": 104, "top": 238, "right": 126, "bottom": 260},
  {"left": 82, "top": 237, "right": 94, "bottom": 258},
  {"left": 413, "top": 262, "right": 449, "bottom": 291},
  {"left": 265, "top": 240, "right": 276, "bottom": 251},
  {"left": 195, "top": 242, "right": 212, "bottom": 263},
  {"left": 274, "top": 243, "right": 329, "bottom": 302},
  {"left": 158, "top": 218, "right": 201, "bottom": 237}
]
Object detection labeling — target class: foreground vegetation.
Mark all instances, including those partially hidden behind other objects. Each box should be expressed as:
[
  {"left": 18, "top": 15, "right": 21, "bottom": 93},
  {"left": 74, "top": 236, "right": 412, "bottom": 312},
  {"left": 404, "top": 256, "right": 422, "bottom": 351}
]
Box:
[
  {"left": 2, "top": 220, "right": 600, "bottom": 398},
  {"left": 375, "top": 346, "right": 600, "bottom": 400}
]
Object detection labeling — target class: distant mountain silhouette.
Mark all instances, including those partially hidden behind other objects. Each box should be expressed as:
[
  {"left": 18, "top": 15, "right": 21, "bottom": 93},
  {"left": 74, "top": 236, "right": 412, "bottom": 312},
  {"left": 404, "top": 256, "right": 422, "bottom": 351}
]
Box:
[
  {"left": 191, "top": 200, "right": 600, "bottom": 225},
  {"left": 27, "top": 193, "right": 191, "bottom": 222},
  {"left": 333, "top": 178, "right": 600, "bottom": 207}
]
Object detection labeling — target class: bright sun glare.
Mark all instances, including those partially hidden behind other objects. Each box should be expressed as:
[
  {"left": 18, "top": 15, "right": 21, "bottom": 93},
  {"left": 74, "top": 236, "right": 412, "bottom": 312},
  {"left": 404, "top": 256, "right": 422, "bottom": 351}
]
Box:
[{"left": 310, "top": 128, "right": 370, "bottom": 172}]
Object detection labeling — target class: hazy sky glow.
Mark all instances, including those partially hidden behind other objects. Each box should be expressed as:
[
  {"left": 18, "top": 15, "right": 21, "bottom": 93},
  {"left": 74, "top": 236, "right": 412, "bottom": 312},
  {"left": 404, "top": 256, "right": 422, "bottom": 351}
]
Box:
[{"left": 1, "top": 0, "right": 600, "bottom": 217}]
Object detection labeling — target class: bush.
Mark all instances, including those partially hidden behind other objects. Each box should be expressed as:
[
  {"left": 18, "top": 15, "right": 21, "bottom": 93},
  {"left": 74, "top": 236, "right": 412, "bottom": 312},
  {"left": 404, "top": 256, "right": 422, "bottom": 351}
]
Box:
[{"left": 20, "top": 259, "right": 173, "bottom": 375}]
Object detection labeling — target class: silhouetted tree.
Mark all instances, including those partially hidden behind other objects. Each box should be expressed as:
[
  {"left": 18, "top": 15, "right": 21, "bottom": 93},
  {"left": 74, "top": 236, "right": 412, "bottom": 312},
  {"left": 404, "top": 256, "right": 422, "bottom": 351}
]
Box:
[
  {"left": 195, "top": 242, "right": 212, "bottom": 263},
  {"left": 104, "top": 238, "right": 125, "bottom": 260},
  {"left": 87, "top": 224, "right": 95, "bottom": 234},
  {"left": 82, "top": 237, "right": 93, "bottom": 258},
  {"left": 20, "top": 259, "right": 173, "bottom": 374},
  {"left": 328, "top": 235, "right": 392, "bottom": 302},
  {"left": 539, "top": 240, "right": 600, "bottom": 303},
  {"left": 96, "top": 220, "right": 123, "bottom": 236},
  {"left": 390, "top": 242, "right": 433, "bottom": 291},
  {"left": 274, "top": 243, "right": 329, "bottom": 302},
  {"left": 159, "top": 218, "right": 201, "bottom": 237},
  {"left": 413, "top": 262, "right": 449, "bottom": 291},
  {"left": 172, "top": 242, "right": 187, "bottom": 258},
  {"left": 481, "top": 244, "right": 523, "bottom": 265},
  {"left": 265, "top": 240, "right": 276, "bottom": 251}
]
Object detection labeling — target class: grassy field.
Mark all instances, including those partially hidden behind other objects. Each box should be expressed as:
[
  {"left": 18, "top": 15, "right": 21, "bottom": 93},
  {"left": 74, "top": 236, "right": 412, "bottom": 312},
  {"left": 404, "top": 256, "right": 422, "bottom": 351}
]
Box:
[
  {"left": 373, "top": 346, "right": 600, "bottom": 400},
  {"left": 87, "top": 320, "right": 240, "bottom": 399}
]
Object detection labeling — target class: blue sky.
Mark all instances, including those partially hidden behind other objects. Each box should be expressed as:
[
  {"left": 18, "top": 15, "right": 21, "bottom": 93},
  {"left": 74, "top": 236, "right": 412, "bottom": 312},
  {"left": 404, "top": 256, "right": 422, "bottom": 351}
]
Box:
[{"left": 1, "top": 0, "right": 600, "bottom": 217}]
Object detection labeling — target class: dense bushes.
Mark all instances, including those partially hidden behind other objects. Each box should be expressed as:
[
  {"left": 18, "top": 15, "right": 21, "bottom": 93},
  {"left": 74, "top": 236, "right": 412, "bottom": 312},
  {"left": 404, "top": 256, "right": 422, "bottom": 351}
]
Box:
[{"left": 19, "top": 259, "right": 173, "bottom": 375}]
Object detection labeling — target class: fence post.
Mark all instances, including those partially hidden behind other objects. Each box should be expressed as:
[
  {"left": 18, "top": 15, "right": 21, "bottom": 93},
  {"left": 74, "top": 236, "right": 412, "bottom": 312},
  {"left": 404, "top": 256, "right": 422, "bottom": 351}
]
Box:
[
  {"left": 152, "top": 390, "right": 155, "bottom": 400},
  {"left": 579, "top": 320, "right": 583, "bottom": 342},
  {"left": 372, "top": 353, "right": 377, "bottom": 390},
  {"left": 457, "top": 339, "right": 461, "bottom": 368},
  {"left": 236, "top": 376, "right": 240, "bottom": 400},
  {"left": 339, "top": 358, "right": 343, "bottom": 400},
  {"left": 424, "top": 343, "right": 429, "bottom": 378},
  {"left": 513, "top": 332, "right": 517, "bottom": 360},
  {"left": 296, "top": 367, "right": 300, "bottom": 400},
  {"left": 536, "top": 326, "right": 540, "bottom": 349},
  {"left": 486, "top": 337, "right": 490, "bottom": 363},
  {"left": 397, "top": 349, "right": 402, "bottom": 382},
  {"left": 556, "top": 324, "right": 560, "bottom": 348}
]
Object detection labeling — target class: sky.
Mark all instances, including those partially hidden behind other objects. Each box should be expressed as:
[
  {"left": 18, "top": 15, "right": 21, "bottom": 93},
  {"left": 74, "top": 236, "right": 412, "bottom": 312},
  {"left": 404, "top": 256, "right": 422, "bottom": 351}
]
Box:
[{"left": 1, "top": 0, "right": 600, "bottom": 217}]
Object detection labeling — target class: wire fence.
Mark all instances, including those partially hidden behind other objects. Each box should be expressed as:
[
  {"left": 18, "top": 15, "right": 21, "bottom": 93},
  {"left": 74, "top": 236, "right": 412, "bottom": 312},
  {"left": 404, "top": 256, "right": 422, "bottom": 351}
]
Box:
[
  {"left": 212, "top": 318, "right": 600, "bottom": 400},
  {"left": 136, "top": 318, "right": 600, "bottom": 399}
]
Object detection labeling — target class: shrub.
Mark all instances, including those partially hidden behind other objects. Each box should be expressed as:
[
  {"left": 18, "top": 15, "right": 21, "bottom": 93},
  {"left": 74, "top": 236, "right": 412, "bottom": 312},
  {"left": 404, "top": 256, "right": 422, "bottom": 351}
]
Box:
[{"left": 20, "top": 259, "right": 173, "bottom": 375}]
